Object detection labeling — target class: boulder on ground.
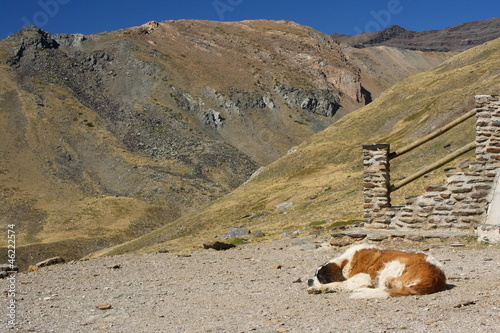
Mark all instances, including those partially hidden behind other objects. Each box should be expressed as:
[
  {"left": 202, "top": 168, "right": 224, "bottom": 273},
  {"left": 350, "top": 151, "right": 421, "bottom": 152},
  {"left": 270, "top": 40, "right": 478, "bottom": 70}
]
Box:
[
  {"left": 35, "top": 257, "right": 65, "bottom": 268},
  {"left": 203, "top": 241, "right": 236, "bottom": 251},
  {"left": 222, "top": 227, "right": 251, "bottom": 239}
]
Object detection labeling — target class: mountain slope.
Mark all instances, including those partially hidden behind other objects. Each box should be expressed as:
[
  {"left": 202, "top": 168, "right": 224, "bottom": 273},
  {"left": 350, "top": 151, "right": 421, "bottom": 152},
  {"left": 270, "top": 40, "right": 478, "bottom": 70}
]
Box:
[
  {"left": 98, "top": 37, "right": 500, "bottom": 255},
  {"left": 0, "top": 19, "right": 458, "bottom": 266},
  {"left": 0, "top": 20, "right": 368, "bottom": 266},
  {"left": 333, "top": 17, "right": 500, "bottom": 52},
  {"left": 341, "top": 45, "right": 450, "bottom": 98}
]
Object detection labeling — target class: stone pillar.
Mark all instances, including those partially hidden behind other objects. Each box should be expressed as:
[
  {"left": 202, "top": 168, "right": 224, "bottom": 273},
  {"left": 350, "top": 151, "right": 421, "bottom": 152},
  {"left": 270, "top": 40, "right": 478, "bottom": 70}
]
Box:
[
  {"left": 362, "top": 144, "right": 391, "bottom": 228},
  {"left": 475, "top": 94, "right": 500, "bottom": 168}
]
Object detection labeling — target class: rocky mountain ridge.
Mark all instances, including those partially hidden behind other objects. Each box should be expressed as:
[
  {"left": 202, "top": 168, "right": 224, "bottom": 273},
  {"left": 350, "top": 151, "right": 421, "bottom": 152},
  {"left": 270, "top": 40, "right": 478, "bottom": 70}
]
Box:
[{"left": 333, "top": 16, "right": 500, "bottom": 51}]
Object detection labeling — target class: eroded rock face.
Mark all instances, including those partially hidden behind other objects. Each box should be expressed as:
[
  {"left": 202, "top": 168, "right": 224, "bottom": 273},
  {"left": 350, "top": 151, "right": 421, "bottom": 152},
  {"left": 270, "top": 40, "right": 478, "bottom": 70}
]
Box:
[{"left": 275, "top": 84, "right": 340, "bottom": 117}]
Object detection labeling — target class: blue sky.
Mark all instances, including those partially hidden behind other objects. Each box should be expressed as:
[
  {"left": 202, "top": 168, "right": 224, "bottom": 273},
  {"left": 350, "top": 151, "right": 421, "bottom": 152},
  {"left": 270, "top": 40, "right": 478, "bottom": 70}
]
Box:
[{"left": 1, "top": 0, "right": 499, "bottom": 39}]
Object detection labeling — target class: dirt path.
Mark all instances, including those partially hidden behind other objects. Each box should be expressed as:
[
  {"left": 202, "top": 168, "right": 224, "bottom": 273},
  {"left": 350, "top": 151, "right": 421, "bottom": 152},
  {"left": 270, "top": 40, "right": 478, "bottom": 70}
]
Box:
[{"left": 1, "top": 236, "right": 499, "bottom": 332}]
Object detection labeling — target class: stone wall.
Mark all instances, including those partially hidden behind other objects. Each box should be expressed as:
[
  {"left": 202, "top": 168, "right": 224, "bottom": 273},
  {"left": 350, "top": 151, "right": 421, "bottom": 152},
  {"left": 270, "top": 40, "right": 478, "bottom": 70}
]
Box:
[{"left": 362, "top": 95, "right": 500, "bottom": 233}]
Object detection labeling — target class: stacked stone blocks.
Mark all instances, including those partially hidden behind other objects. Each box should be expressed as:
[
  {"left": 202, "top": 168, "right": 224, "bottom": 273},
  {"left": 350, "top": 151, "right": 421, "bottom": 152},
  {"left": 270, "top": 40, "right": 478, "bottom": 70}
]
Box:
[
  {"left": 363, "top": 95, "right": 500, "bottom": 232},
  {"left": 362, "top": 143, "right": 391, "bottom": 228}
]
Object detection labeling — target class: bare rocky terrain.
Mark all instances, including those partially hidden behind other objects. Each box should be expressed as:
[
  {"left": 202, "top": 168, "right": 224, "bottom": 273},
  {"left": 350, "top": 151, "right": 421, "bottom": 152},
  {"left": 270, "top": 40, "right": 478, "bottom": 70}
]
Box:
[{"left": 2, "top": 236, "right": 498, "bottom": 332}]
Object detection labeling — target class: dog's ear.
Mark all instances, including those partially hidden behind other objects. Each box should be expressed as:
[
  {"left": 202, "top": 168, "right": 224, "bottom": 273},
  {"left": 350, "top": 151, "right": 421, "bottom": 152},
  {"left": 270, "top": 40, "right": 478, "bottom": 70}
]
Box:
[{"left": 316, "top": 262, "right": 345, "bottom": 284}]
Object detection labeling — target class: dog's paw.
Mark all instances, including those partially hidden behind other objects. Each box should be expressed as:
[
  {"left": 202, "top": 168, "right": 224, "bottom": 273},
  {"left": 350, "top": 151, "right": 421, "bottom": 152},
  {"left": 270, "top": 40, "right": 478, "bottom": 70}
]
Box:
[
  {"left": 307, "top": 287, "right": 336, "bottom": 294},
  {"left": 307, "top": 287, "right": 322, "bottom": 294}
]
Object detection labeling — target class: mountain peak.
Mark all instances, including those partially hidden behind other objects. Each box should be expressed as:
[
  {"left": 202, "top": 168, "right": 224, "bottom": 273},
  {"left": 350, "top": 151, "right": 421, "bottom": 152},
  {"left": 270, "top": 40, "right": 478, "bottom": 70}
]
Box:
[
  {"left": 7, "top": 25, "right": 59, "bottom": 65},
  {"left": 383, "top": 25, "right": 410, "bottom": 34},
  {"left": 9, "top": 25, "right": 58, "bottom": 48}
]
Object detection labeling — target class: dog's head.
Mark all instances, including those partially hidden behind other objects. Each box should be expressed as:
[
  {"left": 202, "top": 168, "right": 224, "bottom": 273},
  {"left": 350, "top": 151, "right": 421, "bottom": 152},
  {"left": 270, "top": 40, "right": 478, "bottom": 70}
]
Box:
[{"left": 307, "top": 261, "right": 346, "bottom": 287}]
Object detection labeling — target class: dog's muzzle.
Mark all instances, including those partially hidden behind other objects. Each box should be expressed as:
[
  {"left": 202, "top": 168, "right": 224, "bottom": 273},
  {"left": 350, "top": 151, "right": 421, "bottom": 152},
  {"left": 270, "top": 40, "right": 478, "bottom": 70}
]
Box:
[{"left": 307, "top": 278, "right": 315, "bottom": 287}]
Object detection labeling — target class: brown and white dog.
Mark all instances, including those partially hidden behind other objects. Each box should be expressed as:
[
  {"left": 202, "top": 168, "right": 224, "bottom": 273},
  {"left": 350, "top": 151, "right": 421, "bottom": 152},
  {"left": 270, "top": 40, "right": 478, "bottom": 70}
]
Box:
[{"left": 307, "top": 244, "right": 447, "bottom": 298}]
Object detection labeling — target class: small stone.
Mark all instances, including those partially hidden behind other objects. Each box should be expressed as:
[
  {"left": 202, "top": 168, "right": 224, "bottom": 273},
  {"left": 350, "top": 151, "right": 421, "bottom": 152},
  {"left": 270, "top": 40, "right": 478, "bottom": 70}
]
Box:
[
  {"left": 329, "top": 240, "right": 351, "bottom": 247},
  {"left": 345, "top": 233, "right": 367, "bottom": 239},
  {"left": 158, "top": 249, "right": 169, "bottom": 253},
  {"left": 273, "top": 264, "right": 283, "bottom": 270},
  {"left": 292, "top": 278, "right": 302, "bottom": 283},
  {"left": 366, "top": 233, "right": 388, "bottom": 241},
  {"left": 405, "top": 235, "right": 425, "bottom": 241},
  {"left": 450, "top": 243, "right": 465, "bottom": 247},
  {"left": 96, "top": 304, "right": 112, "bottom": 310},
  {"left": 454, "top": 300, "right": 476, "bottom": 308},
  {"left": 425, "top": 185, "right": 447, "bottom": 192}
]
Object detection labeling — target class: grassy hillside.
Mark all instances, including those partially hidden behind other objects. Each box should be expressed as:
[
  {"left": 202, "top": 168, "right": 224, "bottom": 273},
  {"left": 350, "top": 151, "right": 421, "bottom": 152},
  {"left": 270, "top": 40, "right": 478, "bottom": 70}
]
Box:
[{"left": 96, "top": 37, "right": 500, "bottom": 255}]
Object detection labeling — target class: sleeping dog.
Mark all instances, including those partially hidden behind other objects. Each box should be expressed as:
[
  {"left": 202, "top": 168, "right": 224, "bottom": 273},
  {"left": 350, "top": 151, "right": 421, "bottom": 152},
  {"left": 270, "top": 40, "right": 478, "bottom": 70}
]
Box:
[{"left": 307, "top": 244, "right": 447, "bottom": 298}]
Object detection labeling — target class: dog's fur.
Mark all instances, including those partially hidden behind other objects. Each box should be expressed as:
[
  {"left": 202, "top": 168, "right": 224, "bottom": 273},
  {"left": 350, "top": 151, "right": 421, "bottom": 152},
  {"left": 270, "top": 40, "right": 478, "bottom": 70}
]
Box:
[{"left": 307, "top": 244, "right": 447, "bottom": 299}]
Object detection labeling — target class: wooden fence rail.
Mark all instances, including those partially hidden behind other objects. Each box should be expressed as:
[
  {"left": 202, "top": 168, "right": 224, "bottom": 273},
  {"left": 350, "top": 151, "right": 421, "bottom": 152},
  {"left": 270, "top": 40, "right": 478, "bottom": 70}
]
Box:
[
  {"left": 388, "top": 108, "right": 476, "bottom": 160},
  {"left": 385, "top": 108, "right": 477, "bottom": 191},
  {"left": 390, "top": 141, "right": 476, "bottom": 191}
]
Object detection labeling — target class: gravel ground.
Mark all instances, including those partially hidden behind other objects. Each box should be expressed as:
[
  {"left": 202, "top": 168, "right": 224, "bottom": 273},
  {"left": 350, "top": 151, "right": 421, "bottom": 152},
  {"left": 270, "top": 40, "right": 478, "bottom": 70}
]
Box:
[{"left": 1, "top": 236, "right": 499, "bottom": 333}]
